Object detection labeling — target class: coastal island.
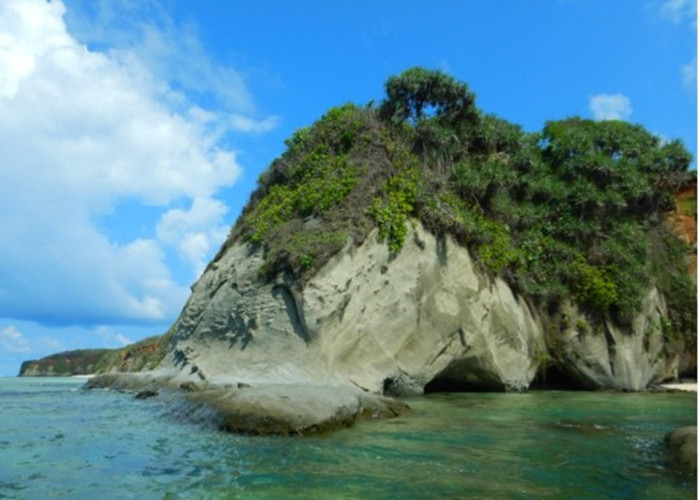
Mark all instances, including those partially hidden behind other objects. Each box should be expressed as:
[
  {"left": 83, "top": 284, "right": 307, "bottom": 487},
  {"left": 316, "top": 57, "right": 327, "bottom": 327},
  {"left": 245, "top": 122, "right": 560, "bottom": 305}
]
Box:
[{"left": 23, "top": 68, "right": 696, "bottom": 436}]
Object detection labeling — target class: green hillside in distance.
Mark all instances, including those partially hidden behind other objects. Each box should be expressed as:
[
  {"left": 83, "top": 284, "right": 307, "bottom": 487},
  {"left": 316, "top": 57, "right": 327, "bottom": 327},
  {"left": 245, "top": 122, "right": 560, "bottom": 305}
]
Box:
[{"left": 19, "top": 330, "right": 174, "bottom": 376}]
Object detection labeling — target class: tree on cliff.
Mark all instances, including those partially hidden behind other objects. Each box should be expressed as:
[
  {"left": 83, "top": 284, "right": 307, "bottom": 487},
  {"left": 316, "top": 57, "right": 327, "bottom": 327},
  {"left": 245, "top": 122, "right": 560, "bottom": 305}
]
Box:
[{"left": 378, "top": 67, "right": 478, "bottom": 126}]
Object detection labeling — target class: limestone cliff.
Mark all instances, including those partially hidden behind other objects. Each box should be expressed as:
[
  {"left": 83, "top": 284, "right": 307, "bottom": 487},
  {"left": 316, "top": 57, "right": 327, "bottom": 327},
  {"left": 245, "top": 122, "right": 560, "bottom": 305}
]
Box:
[
  {"left": 159, "top": 222, "right": 681, "bottom": 395},
  {"left": 84, "top": 69, "right": 696, "bottom": 433}
]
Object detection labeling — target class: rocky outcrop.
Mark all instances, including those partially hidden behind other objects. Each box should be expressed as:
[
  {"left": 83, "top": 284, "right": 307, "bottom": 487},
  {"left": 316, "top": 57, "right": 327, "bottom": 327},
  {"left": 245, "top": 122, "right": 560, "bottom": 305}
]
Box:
[
  {"left": 544, "top": 290, "right": 676, "bottom": 391},
  {"left": 149, "top": 221, "right": 682, "bottom": 397},
  {"left": 666, "top": 426, "right": 697, "bottom": 475},
  {"left": 28, "top": 69, "right": 695, "bottom": 436},
  {"left": 80, "top": 180, "right": 694, "bottom": 432},
  {"left": 92, "top": 333, "right": 173, "bottom": 373},
  {"left": 85, "top": 372, "right": 409, "bottom": 435}
]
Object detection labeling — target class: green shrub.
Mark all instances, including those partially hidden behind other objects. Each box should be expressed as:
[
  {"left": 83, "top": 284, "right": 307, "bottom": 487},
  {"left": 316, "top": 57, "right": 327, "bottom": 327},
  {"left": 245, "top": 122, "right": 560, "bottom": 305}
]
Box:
[
  {"left": 370, "top": 145, "right": 421, "bottom": 252},
  {"left": 245, "top": 147, "right": 359, "bottom": 243},
  {"left": 572, "top": 256, "right": 618, "bottom": 312},
  {"left": 230, "top": 68, "right": 695, "bottom": 347}
]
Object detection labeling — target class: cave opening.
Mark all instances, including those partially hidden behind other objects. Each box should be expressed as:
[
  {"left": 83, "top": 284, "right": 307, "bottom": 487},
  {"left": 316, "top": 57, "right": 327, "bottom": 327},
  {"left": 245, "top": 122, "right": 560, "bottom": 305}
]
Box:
[{"left": 529, "top": 365, "right": 585, "bottom": 390}]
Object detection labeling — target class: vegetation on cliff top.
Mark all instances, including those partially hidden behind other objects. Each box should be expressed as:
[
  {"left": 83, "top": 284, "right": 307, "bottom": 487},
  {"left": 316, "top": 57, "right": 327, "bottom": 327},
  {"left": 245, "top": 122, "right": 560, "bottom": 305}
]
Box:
[
  {"left": 227, "top": 67, "right": 695, "bottom": 345},
  {"left": 19, "top": 329, "right": 174, "bottom": 376}
]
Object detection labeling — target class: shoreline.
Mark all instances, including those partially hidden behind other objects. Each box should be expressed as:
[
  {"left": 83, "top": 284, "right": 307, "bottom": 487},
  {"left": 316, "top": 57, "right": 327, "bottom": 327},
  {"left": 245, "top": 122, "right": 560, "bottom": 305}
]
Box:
[{"left": 658, "top": 381, "right": 697, "bottom": 393}]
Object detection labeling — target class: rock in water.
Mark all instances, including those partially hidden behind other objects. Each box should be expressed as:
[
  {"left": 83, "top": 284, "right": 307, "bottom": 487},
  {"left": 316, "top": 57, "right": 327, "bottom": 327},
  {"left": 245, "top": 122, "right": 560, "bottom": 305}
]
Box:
[
  {"left": 666, "top": 426, "right": 697, "bottom": 475},
  {"left": 666, "top": 426, "right": 697, "bottom": 474},
  {"left": 85, "top": 372, "right": 409, "bottom": 434},
  {"left": 80, "top": 71, "right": 696, "bottom": 434},
  {"left": 84, "top": 220, "right": 689, "bottom": 434},
  {"left": 187, "top": 384, "right": 409, "bottom": 435},
  {"left": 135, "top": 389, "right": 158, "bottom": 400}
]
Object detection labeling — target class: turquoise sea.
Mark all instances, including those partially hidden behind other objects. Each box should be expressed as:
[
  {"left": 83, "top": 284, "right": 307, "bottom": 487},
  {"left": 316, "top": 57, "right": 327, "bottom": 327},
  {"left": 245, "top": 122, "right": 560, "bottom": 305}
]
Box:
[{"left": 0, "top": 377, "right": 696, "bottom": 499}]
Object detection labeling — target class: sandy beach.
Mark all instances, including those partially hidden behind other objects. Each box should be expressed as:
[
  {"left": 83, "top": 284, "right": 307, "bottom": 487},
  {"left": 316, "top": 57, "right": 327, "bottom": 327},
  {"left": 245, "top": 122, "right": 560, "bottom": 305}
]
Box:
[{"left": 659, "top": 381, "right": 698, "bottom": 392}]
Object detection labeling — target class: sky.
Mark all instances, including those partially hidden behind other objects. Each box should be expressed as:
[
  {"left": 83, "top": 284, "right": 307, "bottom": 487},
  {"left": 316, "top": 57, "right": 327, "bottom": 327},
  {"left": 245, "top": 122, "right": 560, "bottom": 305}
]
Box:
[{"left": 0, "top": 0, "right": 696, "bottom": 376}]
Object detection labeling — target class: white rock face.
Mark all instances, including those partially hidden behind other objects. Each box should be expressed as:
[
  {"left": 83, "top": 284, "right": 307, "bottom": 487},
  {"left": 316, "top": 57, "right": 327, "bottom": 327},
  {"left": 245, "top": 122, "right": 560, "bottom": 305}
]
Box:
[
  {"left": 302, "top": 225, "right": 545, "bottom": 393},
  {"left": 159, "top": 221, "right": 681, "bottom": 393},
  {"left": 550, "top": 290, "right": 674, "bottom": 390}
]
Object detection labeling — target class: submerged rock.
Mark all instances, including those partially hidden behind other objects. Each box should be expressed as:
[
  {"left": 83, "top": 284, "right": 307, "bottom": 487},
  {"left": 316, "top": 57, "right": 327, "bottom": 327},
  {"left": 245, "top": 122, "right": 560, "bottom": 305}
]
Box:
[
  {"left": 666, "top": 426, "right": 697, "bottom": 475},
  {"left": 135, "top": 389, "right": 158, "bottom": 400}
]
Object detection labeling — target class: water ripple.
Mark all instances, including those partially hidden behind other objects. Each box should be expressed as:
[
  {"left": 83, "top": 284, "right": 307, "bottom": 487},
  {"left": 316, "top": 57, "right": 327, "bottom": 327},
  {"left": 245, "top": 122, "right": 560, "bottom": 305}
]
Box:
[{"left": 0, "top": 379, "right": 695, "bottom": 499}]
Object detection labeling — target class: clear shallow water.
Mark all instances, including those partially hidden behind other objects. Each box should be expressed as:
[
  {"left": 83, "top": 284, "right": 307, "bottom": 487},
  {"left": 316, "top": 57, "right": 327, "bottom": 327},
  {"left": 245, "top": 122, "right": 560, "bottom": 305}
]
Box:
[{"left": 0, "top": 377, "right": 695, "bottom": 499}]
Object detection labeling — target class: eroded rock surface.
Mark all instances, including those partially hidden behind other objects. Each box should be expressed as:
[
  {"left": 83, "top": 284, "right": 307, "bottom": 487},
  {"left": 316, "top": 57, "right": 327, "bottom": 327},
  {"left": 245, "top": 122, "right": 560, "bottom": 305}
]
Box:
[
  {"left": 85, "top": 372, "right": 409, "bottom": 435},
  {"left": 158, "top": 222, "right": 683, "bottom": 394},
  {"left": 87, "top": 221, "right": 691, "bottom": 434}
]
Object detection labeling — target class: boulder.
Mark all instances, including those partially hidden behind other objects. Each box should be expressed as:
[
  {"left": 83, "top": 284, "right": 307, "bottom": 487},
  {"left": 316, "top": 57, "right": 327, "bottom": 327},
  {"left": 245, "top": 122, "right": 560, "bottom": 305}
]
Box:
[
  {"left": 134, "top": 389, "right": 158, "bottom": 399},
  {"left": 666, "top": 426, "right": 697, "bottom": 475}
]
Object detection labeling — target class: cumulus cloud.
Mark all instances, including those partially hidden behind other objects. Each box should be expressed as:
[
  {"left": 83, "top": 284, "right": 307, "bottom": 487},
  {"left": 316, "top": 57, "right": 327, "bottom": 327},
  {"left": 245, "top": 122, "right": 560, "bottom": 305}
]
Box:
[
  {"left": 157, "top": 198, "right": 230, "bottom": 277},
  {"left": 589, "top": 93, "right": 633, "bottom": 121},
  {"left": 62, "top": 0, "right": 278, "bottom": 130},
  {"left": 0, "top": 0, "right": 257, "bottom": 326},
  {"left": 0, "top": 325, "right": 67, "bottom": 358},
  {"left": 0, "top": 326, "right": 30, "bottom": 353}
]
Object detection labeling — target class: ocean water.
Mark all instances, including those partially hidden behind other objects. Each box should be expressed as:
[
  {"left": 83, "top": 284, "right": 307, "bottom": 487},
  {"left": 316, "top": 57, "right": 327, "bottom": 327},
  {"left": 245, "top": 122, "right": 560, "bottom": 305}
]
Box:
[{"left": 0, "top": 377, "right": 695, "bottom": 499}]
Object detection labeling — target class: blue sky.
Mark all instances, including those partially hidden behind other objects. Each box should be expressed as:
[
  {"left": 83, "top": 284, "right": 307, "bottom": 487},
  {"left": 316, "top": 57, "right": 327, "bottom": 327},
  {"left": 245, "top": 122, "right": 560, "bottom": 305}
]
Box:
[{"left": 0, "top": 0, "right": 696, "bottom": 376}]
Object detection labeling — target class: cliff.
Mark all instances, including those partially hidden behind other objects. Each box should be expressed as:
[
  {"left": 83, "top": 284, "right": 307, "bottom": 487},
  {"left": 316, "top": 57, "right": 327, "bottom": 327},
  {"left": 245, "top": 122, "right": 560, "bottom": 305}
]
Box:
[
  {"left": 668, "top": 177, "right": 697, "bottom": 281},
  {"left": 20, "top": 348, "right": 112, "bottom": 376},
  {"left": 159, "top": 221, "right": 681, "bottom": 393},
  {"left": 19, "top": 332, "right": 172, "bottom": 377},
  {"left": 84, "top": 68, "right": 696, "bottom": 433}
]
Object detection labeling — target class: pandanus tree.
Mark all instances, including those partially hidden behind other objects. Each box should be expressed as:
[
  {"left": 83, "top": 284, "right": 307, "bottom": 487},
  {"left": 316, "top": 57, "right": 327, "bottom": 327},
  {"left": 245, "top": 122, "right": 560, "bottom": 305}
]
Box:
[{"left": 378, "top": 67, "right": 482, "bottom": 173}]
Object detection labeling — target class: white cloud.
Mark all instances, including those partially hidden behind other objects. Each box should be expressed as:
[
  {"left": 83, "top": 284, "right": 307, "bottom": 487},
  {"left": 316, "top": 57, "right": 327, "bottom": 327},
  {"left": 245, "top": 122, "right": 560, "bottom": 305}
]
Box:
[
  {"left": 157, "top": 198, "right": 230, "bottom": 277},
  {"left": 0, "top": 0, "right": 256, "bottom": 326},
  {"left": 589, "top": 93, "right": 633, "bottom": 121},
  {"left": 682, "top": 58, "right": 696, "bottom": 89},
  {"left": 62, "top": 0, "right": 278, "bottom": 127},
  {"left": 94, "top": 325, "right": 132, "bottom": 347},
  {"left": 0, "top": 326, "right": 30, "bottom": 353},
  {"left": 0, "top": 325, "right": 68, "bottom": 357},
  {"left": 658, "top": 0, "right": 696, "bottom": 25},
  {"left": 36, "top": 336, "right": 66, "bottom": 353},
  {"left": 230, "top": 114, "right": 281, "bottom": 134}
]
